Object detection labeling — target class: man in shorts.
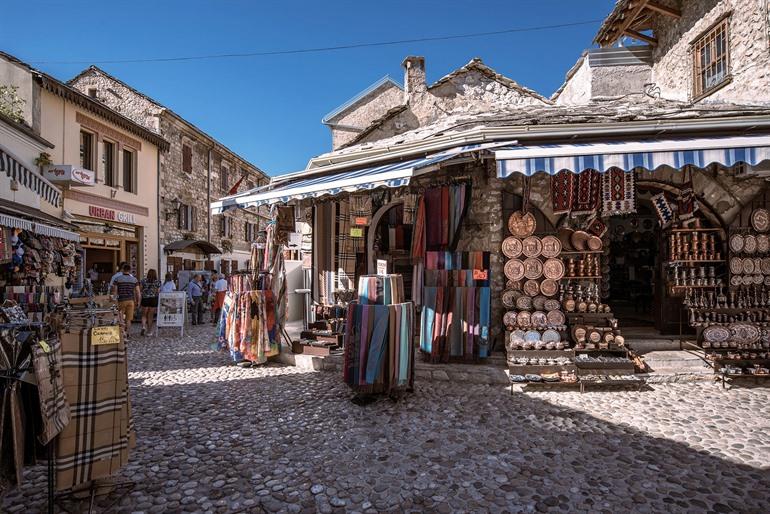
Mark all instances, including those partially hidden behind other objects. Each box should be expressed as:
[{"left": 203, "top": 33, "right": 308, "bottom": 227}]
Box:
[{"left": 112, "top": 263, "right": 140, "bottom": 340}]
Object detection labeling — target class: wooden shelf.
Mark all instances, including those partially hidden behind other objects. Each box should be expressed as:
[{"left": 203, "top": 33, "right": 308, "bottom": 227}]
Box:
[
  {"left": 665, "top": 260, "right": 725, "bottom": 265},
  {"left": 669, "top": 285, "right": 723, "bottom": 289},
  {"left": 560, "top": 250, "right": 604, "bottom": 255},
  {"left": 668, "top": 228, "right": 723, "bottom": 233},
  {"left": 562, "top": 276, "right": 602, "bottom": 280}
]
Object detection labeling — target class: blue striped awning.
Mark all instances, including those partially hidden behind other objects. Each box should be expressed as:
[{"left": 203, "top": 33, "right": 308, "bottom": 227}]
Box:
[
  {"left": 495, "top": 135, "right": 770, "bottom": 178},
  {"left": 212, "top": 141, "right": 514, "bottom": 214},
  {"left": 0, "top": 147, "right": 62, "bottom": 206}
]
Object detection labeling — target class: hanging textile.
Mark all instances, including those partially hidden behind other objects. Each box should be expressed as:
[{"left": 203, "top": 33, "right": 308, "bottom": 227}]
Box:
[
  {"left": 336, "top": 200, "right": 355, "bottom": 289},
  {"left": 342, "top": 301, "right": 414, "bottom": 393},
  {"left": 601, "top": 167, "right": 636, "bottom": 215},
  {"left": 31, "top": 335, "right": 70, "bottom": 445},
  {"left": 587, "top": 217, "right": 608, "bottom": 238},
  {"left": 572, "top": 169, "right": 601, "bottom": 214},
  {"left": 418, "top": 251, "right": 491, "bottom": 362},
  {"left": 402, "top": 193, "right": 419, "bottom": 225},
  {"left": 423, "top": 184, "right": 470, "bottom": 251},
  {"left": 551, "top": 170, "right": 574, "bottom": 214},
  {"left": 349, "top": 194, "right": 373, "bottom": 226},
  {"left": 410, "top": 196, "right": 426, "bottom": 263},
  {"left": 651, "top": 192, "right": 675, "bottom": 227},
  {"left": 678, "top": 166, "right": 699, "bottom": 220},
  {"left": 56, "top": 324, "right": 133, "bottom": 491}
]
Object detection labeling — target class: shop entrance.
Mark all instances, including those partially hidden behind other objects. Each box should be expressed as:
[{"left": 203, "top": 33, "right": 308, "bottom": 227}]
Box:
[
  {"left": 366, "top": 201, "right": 413, "bottom": 299},
  {"left": 83, "top": 247, "right": 119, "bottom": 294}
]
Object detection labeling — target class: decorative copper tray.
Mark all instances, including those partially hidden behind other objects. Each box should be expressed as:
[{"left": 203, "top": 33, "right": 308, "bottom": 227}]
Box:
[
  {"left": 508, "top": 211, "right": 536, "bottom": 238},
  {"left": 541, "top": 235, "right": 562, "bottom": 258},
  {"left": 505, "top": 259, "right": 525, "bottom": 281},
  {"left": 539, "top": 278, "right": 559, "bottom": 297},
  {"left": 522, "top": 236, "right": 542, "bottom": 258},
  {"left": 523, "top": 279, "right": 541, "bottom": 297},
  {"left": 523, "top": 258, "right": 544, "bottom": 280},
  {"left": 543, "top": 258, "right": 565, "bottom": 280},
  {"left": 751, "top": 208, "right": 770, "bottom": 233},
  {"left": 502, "top": 237, "right": 523, "bottom": 259}
]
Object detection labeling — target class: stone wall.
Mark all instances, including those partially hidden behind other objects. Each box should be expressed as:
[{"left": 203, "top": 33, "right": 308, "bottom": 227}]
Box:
[
  {"left": 650, "top": 0, "right": 770, "bottom": 104},
  {"left": 328, "top": 82, "right": 403, "bottom": 150}
]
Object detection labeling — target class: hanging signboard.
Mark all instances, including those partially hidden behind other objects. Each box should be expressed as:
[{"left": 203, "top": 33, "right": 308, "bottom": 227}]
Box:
[
  {"left": 376, "top": 259, "right": 387, "bottom": 276},
  {"left": 91, "top": 325, "right": 121, "bottom": 346},
  {"left": 157, "top": 291, "right": 187, "bottom": 335}
]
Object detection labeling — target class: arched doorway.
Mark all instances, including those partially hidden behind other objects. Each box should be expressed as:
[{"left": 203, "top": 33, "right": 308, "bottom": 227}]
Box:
[{"left": 366, "top": 200, "right": 414, "bottom": 299}]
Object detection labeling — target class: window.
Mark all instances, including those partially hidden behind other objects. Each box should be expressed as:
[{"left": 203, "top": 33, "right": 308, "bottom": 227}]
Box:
[
  {"left": 102, "top": 140, "right": 116, "bottom": 187},
  {"left": 177, "top": 204, "right": 197, "bottom": 231},
  {"left": 182, "top": 144, "right": 192, "bottom": 173},
  {"left": 244, "top": 222, "right": 257, "bottom": 241},
  {"left": 122, "top": 148, "right": 136, "bottom": 193},
  {"left": 692, "top": 16, "right": 731, "bottom": 99},
  {"left": 87, "top": 88, "right": 97, "bottom": 98},
  {"left": 219, "top": 216, "right": 231, "bottom": 238},
  {"left": 80, "top": 130, "right": 94, "bottom": 170},
  {"left": 221, "top": 166, "right": 229, "bottom": 191}
]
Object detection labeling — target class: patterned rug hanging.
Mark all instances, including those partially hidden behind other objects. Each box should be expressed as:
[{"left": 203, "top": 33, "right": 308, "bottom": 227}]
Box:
[
  {"left": 550, "top": 170, "right": 574, "bottom": 214},
  {"left": 677, "top": 165, "right": 699, "bottom": 221},
  {"left": 602, "top": 167, "right": 636, "bottom": 215},
  {"left": 572, "top": 169, "right": 601, "bottom": 214},
  {"left": 587, "top": 216, "right": 608, "bottom": 237},
  {"left": 651, "top": 192, "right": 675, "bottom": 227}
]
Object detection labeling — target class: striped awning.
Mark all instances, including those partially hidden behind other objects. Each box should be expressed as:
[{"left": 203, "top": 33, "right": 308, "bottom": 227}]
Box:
[
  {"left": 212, "top": 141, "right": 515, "bottom": 214},
  {"left": 495, "top": 135, "right": 770, "bottom": 177},
  {"left": 0, "top": 147, "right": 62, "bottom": 206},
  {"left": 0, "top": 212, "right": 80, "bottom": 241}
]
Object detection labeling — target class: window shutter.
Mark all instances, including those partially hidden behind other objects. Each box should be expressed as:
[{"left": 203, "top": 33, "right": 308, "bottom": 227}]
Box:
[
  {"left": 177, "top": 204, "right": 184, "bottom": 229},
  {"left": 231, "top": 260, "right": 239, "bottom": 271},
  {"left": 204, "top": 260, "right": 215, "bottom": 271},
  {"left": 191, "top": 207, "right": 198, "bottom": 232},
  {"left": 221, "top": 260, "right": 230, "bottom": 275},
  {"left": 182, "top": 145, "right": 192, "bottom": 173}
]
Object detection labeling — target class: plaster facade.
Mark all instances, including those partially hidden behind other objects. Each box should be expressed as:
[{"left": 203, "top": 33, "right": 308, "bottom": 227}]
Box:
[{"left": 70, "top": 68, "right": 269, "bottom": 273}]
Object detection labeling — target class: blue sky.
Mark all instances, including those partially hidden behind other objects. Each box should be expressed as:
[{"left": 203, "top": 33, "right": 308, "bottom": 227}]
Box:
[{"left": 2, "top": 0, "right": 615, "bottom": 175}]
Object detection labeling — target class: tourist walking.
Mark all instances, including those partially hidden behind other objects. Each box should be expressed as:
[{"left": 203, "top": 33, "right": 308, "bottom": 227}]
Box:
[
  {"left": 140, "top": 269, "right": 161, "bottom": 336},
  {"left": 188, "top": 274, "right": 204, "bottom": 325},
  {"left": 112, "top": 263, "right": 140, "bottom": 340},
  {"left": 212, "top": 273, "right": 228, "bottom": 326},
  {"left": 160, "top": 272, "right": 176, "bottom": 293}
]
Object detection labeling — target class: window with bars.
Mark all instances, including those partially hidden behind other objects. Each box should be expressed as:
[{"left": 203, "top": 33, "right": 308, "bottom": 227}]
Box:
[
  {"left": 244, "top": 222, "right": 257, "bottom": 242},
  {"left": 219, "top": 216, "right": 232, "bottom": 238},
  {"left": 177, "top": 204, "right": 197, "bottom": 231},
  {"left": 692, "top": 16, "right": 731, "bottom": 99}
]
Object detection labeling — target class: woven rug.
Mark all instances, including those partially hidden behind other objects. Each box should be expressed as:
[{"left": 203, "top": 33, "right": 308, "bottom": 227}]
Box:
[
  {"left": 551, "top": 170, "right": 574, "bottom": 214},
  {"left": 651, "top": 193, "right": 675, "bottom": 227},
  {"left": 573, "top": 169, "right": 601, "bottom": 214},
  {"left": 602, "top": 168, "right": 636, "bottom": 215}
]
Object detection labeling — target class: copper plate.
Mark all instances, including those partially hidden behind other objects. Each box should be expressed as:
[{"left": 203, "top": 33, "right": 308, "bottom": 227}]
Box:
[
  {"left": 516, "top": 295, "right": 533, "bottom": 310},
  {"left": 501, "top": 237, "right": 523, "bottom": 258},
  {"left": 730, "top": 257, "right": 743, "bottom": 275},
  {"left": 546, "top": 309, "right": 565, "bottom": 326},
  {"left": 541, "top": 235, "right": 562, "bottom": 258},
  {"left": 587, "top": 236, "right": 603, "bottom": 251},
  {"left": 753, "top": 274, "right": 764, "bottom": 284},
  {"left": 730, "top": 323, "right": 761, "bottom": 344},
  {"left": 522, "top": 236, "right": 543, "bottom": 258},
  {"left": 761, "top": 257, "right": 770, "bottom": 275},
  {"left": 504, "top": 259, "right": 525, "bottom": 281},
  {"left": 516, "top": 311, "right": 532, "bottom": 328},
  {"left": 501, "top": 289, "right": 518, "bottom": 309},
  {"left": 742, "top": 274, "right": 753, "bottom": 286},
  {"left": 743, "top": 258, "right": 755, "bottom": 274},
  {"left": 531, "top": 310, "right": 547, "bottom": 327},
  {"left": 543, "top": 258, "right": 565, "bottom": 280},
  {"left": 539, "top": 278, "right": 559, "bottom": 297},
  {"left": 744, "top": 235, "right": 757, "bottom": 255},
  {"left": 523, "top": 258, "right": 543, "bottom": 280},
  {"left": 506, "top": 279, "right": 519, "bottom": 289},
  {"left": 577, "top": 301, "right": 588, "bottom": 313},
  {"left": 523, "top": 279, "right": 541, "bottom": 297},
  {"left": 729, "top": 234, "right": 745, "bottom": 254},
  {"left": 757, "top": 234, "right": 769, "bottom": 253},
  {"left": 503, "top": 311, "right": 518, "bottom": 327},
  {"left": 730, "top": 275, "right": 742, "bottom": 287},
  {"left": 588, "top": 329, "right": 602, "bottom": 343},
  {"left": 751, "top": 208, "right": 770, "bottom": 233},
  {"left": 542, "top": 329, "right": 560, "bottom": 343},
  {"left": 544, "top": 299, "right": 561, "bottom": 311},
  {"left": 532, "top": 295, "right": 547, "bottom": 311},
  {"left": 572, "top": 325, "right": 587, "bottom": 343},
  {"left": 508, "top": 211, "right": 537, "bottom": 238},
  {"left": 570, "top": 230, "right": 591, "bottom": 251},
  {"left": 564, "top": 299, "right": 576, "bottom": 312},
  {"left": 558, "top": 228, "right": 575, "bottom": 251}
]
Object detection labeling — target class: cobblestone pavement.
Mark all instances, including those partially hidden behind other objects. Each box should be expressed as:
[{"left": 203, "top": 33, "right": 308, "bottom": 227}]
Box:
[{"left": 4, "top": 325, "right": 770, "bottom": 513}]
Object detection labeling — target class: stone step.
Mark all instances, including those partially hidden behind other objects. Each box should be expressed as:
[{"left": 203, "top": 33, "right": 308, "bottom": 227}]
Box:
[{"left": 625, "top": 338, "right": 681, "bottom": 353}]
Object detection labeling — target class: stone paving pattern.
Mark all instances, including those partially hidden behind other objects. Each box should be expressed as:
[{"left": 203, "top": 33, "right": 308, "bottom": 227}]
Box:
[{"left": 3, "top": 325, "right": 770, "bottom": 513}]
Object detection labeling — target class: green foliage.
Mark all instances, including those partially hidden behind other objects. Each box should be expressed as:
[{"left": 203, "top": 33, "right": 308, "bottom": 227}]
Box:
[{"left": 0, "top": 85, "right": 25, "bottom": 123}]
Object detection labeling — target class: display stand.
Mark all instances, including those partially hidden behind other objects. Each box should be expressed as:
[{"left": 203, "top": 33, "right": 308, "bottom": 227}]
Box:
[{"left": 156, "top": 291, "right": 187, "bottom": 338}]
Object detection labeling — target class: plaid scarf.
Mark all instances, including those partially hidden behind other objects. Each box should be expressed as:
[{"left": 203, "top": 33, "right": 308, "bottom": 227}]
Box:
[
  {"left": 56, "top": 329, "right": 134, "bottom": 491},
  {"left": 336, "top": 200, "right": 356, "bottom": 289},
  {"left": 32, "top": 335, "right": 71, "bottom": 445}
]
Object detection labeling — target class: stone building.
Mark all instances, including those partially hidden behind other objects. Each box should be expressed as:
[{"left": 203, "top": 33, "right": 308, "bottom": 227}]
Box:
[
  {"left": 69, "top": 67, "right": 269, "bottom": 275},
  {"left": 555, "top": 0, "right": 770, "bottom": 105}
]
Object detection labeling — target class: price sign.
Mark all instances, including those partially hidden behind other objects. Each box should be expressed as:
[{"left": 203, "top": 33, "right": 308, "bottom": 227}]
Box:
[
  {"left": 472, "top": 269, "right": 488, "bottom": 280},
  {"left": 350, "top": 227, "right": 363, "bottom": 238},
  {"left": 377, "top": 259, "right": 387, "bottom": 276},
  {"left": 91, "top": 326, "right": 121, "bottom": 346}
]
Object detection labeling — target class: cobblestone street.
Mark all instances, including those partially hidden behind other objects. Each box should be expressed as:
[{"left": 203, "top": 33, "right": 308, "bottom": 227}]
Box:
[{"left": 3, "top": 325, "right": 770, "bottom": 513}]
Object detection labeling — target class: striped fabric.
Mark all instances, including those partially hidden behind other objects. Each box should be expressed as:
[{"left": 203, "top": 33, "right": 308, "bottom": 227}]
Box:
[
  {"left": 495, "top": 135, "right": 770, "bottom": 178},
  {"left": 211, "top": 141, "right": 517, "bottom": 214},
  {"left": 0, "top": 148, "right": 62, "bottom": 206}
]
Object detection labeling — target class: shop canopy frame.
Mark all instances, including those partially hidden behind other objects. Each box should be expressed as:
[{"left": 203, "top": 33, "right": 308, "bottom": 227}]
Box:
[
  {"left": 495, "top": 134, "right": 770, "bottom": 177},
  {"left": 211, "top": 141, "right": 517, "bottom": 214}
]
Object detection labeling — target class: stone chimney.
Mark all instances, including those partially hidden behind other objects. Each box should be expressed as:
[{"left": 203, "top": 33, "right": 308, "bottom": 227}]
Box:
[{"left": 402, "top": 56, "right": 426, "bottom": 102}]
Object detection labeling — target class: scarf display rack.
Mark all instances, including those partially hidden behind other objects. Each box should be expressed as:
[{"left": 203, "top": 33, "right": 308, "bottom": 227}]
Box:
[{"left": 342, "top": 274, "right": 414, "bottom": 397}]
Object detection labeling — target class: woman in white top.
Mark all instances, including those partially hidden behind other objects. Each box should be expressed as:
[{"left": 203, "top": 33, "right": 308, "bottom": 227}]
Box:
[{"left": 160, "top": 272, "right": 177, "bottom": 293}]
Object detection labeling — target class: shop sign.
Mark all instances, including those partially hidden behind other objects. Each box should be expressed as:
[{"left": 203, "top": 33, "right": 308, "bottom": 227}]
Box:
[
  {"left": 43, "top": 164, "right": 96, "bottom": 186},
  {"left": 472, "top": 269, "right": 488, "bottom": 280},
  {"left": 354, "top": 216, "right": 369, "bottom": 226},
  {"left": 157, "top": 292, "right": 187, "bottom": 328},
  {"left": 350, "top": 227, "right": 363, "bottom": 238},
  {"left": 88, "top": 205, "right": 135, "bottom": 224},
  {"left": 377, "top": 259, "right": 387, "bottom": 276},
  {"left": 88, "top": 238, "right": 105, "bottom": 246},
  {"left": 91, "top": 325, "right": 121, "bottom": 346}
]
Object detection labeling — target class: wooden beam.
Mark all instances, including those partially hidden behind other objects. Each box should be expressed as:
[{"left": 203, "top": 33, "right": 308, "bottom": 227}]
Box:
[
  {"left": 646, "top": 1, "right": 681, "bottom": 18},
  {"left": 624, "top": 29, "right": 658, "bottom": 46},
  {"left": 611, "top": 0, "right": 651, "bottom": 43}
]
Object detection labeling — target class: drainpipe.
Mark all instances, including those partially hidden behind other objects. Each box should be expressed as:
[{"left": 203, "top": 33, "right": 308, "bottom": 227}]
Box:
[
  {"left": 207, "top": 147, "right": 212, "bottom": 243},
  {"left": 156, "top": 149, "right": 162, "bottom": 274}
]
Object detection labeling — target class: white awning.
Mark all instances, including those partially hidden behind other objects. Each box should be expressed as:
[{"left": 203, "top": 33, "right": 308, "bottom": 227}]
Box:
[
  {"left": 0, "top": 147, "right": 62, "bottom": 206},
  {"left": 495, "top": 135, "right": 770, "bottom": 177},
  {"left": 212, "top": 141, "right": 515, "bottom": 214}
]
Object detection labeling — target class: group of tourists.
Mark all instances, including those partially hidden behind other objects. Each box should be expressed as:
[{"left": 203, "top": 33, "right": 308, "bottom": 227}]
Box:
[{"left": 104, "top": 262, "right": 228, "bottom": 339}]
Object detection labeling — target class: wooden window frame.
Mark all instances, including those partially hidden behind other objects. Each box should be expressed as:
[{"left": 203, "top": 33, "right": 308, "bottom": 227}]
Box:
[
  {"left": 691, "top": 14, "right": 732, "bottom": 101},
  {"left": 102, "top": 139, "right": 116, "bottom": 187},
  {"left": 80, "top": 130, "right": 95, "bottom": 172},
  {"left": 182, "top": 144, "right": 192, "bottom": 173},
  {"left": 122, "top": 147, "right": 137, "bottom": 194},
  {"left": 220, "top": 216, "right": 231, "bottom": 238}
]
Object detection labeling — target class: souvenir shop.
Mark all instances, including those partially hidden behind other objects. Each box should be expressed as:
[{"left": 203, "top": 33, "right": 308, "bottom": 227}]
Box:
[
  {"left": 1, "top": 208, "right": 134, "bottom": 508},
  {"left": 213, "top": 133, "right": 770, "bottom": 389}
]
